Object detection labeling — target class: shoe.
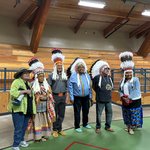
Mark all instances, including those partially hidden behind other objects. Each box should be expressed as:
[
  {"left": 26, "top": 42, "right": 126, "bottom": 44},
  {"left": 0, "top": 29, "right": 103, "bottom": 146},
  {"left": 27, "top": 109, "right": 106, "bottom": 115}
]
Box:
[
  {"left": 52, "top": 131, "right": 59, "bottom": 137},
  {"left": 75, "top": 128, "right": 82, "bottom": 133},
  {"left": 12, "top": 147, "right": 20, "bottom": 150},
  {"left": 58, "top": 131, "right": 66, "bottom": 136},
  {"left": 95, "top": 128, "right": 100, "bottom": 134},
  {"left": 20, "top": 141, "right": 29, "bottom": 147},
  {"left": 84, "top": 124, "right": 92, "bottom": 129},
  {"left": 41, "top": 138, "right": 48, "bottom": 141},
  {"left": 124, "top": 128, "right": 128, "bottom": 132},
  {"left": 105, "top": 128, "right": 114, "bottom": 132},
  {"left": 34, "top": 139, "right": 41, "bottom": 143},
  {"left": 128, "top": 129, "right": 134, "bottom": 135}
]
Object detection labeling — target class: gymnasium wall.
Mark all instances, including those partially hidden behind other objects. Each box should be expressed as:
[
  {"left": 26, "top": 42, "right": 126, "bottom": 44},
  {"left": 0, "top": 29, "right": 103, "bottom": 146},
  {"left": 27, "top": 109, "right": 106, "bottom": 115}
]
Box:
[
  {"left": 0, "top": 16, "right": 149, "bottom": 114},
  {"left": 0, "top": 16, "right": 144, "bottom": 51}
]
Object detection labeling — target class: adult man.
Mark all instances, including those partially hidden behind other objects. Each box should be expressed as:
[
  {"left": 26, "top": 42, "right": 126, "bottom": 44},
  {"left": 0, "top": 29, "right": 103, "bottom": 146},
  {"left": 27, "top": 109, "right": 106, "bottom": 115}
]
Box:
[
  {"left": 68, "top": 58, "right": 92, "bottom": 133},
  {"left": 48, "top": 49, "right": 68, "bottom": 137},
  {"left": 91, "top": 60, "right": 114, "bottom": 133}
]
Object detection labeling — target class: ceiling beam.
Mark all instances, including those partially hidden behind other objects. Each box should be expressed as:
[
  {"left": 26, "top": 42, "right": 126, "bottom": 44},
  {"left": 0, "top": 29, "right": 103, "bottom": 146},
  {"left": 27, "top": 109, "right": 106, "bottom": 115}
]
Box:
[
  {"left": 129, "top": 21, "right": 150, "bottom": 38},
  {"left": 137, "top": 32, "right": 150, "bottom": 57},
  {"left": 136, "top": 28, "right": 150, "bottom": 39},
  {"left": 50, "top": 4, "right": 150, "bottom": 21},
  {"left": 103, "top": 17, "right": 129, "bottom": 38},
  {"left": 74, "top": 13, "right": 89, "bottom": 33},
  {"left": 29, "top": 8, "right": 40, "bottom": 30},
  {"left": 17, "top": 3, "right": 38, "bottom": 26},
  {"left": 30, "top": 0, "right": 51, "bottom": 53}
]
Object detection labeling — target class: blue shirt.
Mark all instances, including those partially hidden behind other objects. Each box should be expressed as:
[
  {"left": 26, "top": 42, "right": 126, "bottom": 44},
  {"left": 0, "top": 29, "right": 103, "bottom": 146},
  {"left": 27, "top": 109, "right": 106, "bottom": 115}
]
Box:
[
  {"left": 119, "top": 77, "right": 141, "bottom": 100},
  {"left": 68, "top": 72, "right": 92, "bottom": 101}
]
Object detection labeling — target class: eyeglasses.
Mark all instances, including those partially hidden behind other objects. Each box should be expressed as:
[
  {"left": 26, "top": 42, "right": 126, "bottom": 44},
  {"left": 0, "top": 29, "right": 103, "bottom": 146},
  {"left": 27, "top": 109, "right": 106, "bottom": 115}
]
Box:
[{"left": 104, "top": 67, "right": 110, "bottom": 70}]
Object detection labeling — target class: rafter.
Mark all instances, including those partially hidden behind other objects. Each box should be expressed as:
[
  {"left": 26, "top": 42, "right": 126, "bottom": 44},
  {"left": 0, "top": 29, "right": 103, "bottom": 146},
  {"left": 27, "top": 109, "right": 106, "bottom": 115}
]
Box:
[
  {"left": 137, "top": 32, "right": 150, "bottom": 57},
  {"left": 129, "top": 22, "right": 150, "bottom": 38},
  {"left": 136, "top": 28, "right": 150, "bottom": 39},
  {"left": 74, "top": 13, "right": 89, "bottom": 33},
  {"left": 103, "top": 17, "right": 129, "bottom": 38},
  {"left": 29, "top": 8, "right": 40, "bottom": 30},
  {"left": 30, "top": 0, "right": 51, "bottom": 53},
  {"left": 17, "top": 3, "right": 38, "bottom": 26},
  {"left": 50, "top": 4, "right": 150, "bottom": 21}
]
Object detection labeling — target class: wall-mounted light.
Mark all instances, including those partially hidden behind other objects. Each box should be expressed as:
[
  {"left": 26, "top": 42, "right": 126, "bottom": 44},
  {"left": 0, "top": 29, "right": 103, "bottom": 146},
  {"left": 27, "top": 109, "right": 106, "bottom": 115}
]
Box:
[
  {"left": 141, "top": 10, "right": 150, "bottom": 17},
  {"left": 78, "top": 0, "right": 106, "bottom": 9}
]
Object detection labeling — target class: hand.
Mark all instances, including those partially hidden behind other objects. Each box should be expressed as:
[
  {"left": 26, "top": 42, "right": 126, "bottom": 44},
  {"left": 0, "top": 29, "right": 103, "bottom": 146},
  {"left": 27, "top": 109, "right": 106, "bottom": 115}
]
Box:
[
  {"left": 70, "top": 100, "right": 74, "bottom": 104},
  {"left": 121, "top": 96, "right": 130, "bottom": 104},
  {"left": 39, "top": 95, "right": 47, "bottom": 100},
  {"left": 89, "top": 99, "right": 94, "bottom": 107},
  {"left": 65, "top": 93, "right": 70, "bottom": 104},
  {"left": 21, "top": 90, "right": 31, "bottom": 95},
  {"left": 26, "top": 90, "right": 32, "bottom": 95}
]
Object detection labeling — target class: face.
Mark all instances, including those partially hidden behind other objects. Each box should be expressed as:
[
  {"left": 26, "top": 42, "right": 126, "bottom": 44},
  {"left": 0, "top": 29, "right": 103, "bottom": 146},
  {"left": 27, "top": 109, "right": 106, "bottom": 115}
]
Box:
[
  {"left": 57, "top": 64, "right": 62, "bottom": 73},
  {"left": 125, "top": 71, "right": 132, "bottom": 80},
  {"left": 21, "top": 72, "right": 30, "bottom": 81},
  {"left": 101, "top": 65, "right": 110, "bottom": 76},
  {"left": 37, "top": 73, "right": 44, "bottom": 83},
  {"left": 77, "top": 64, "right": 85, "bottom": 74}
]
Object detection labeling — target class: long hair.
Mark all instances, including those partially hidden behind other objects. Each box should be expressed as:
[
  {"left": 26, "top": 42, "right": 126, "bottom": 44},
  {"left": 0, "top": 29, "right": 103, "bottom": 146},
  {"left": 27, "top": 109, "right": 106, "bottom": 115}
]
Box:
[{"left": 52, "top": 63, "right": 67, "bottom": 80}]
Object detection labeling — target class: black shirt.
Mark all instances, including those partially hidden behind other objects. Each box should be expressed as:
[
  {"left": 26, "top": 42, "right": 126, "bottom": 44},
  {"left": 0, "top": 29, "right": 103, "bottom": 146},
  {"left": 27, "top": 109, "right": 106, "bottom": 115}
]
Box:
[{"left": 92, "top": 75, "right": 112, "bottom": 103}]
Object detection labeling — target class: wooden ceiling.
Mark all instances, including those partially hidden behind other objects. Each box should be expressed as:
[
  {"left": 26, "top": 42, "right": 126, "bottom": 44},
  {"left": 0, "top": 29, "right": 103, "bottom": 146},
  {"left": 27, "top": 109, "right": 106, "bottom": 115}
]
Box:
[{"left": 0, "top": 0, "right": 150, "bottom": 56}]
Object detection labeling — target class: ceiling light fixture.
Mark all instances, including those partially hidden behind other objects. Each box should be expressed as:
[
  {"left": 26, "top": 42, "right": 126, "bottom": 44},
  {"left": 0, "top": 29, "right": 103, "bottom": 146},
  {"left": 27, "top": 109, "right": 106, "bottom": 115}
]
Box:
[
  {"left": 78, "top": 0, "right": 106, "bottom": 9},
  {"left": 141, "top": 10, "right": 150, "bottom": 17}
]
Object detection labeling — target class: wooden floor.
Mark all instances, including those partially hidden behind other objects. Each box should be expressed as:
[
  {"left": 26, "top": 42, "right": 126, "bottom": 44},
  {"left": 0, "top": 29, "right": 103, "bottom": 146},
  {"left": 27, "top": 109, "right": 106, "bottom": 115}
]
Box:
[{"left": 0, "top": 105, "right": 150, "bottom": 149}]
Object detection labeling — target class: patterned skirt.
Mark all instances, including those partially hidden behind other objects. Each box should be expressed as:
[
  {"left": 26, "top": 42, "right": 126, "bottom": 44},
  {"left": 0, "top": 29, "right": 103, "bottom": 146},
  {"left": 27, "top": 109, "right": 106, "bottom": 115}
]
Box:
[
  {"left": 34, "top": 112, "right": 51, "bottom": 140},
  {"left": 122, "top": 99, "right": 143, "bottom": 128}
]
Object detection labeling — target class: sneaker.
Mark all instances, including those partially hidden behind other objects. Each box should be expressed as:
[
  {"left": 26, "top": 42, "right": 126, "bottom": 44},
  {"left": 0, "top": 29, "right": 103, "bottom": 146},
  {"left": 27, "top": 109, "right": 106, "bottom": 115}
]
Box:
[
  {"left": 12, "top": 147, "right": 20, "bottom": 150},
  {"left": 52, "top": 131, "right": 59, "bottom": 137},
  {"left": 84, "top": 124, "right": 92, "bottom": 129},
  {"left": 95, "top": 128, "right": 100, "bottom": 134},
  {"left": 75, "top": 128, "right": 82, "bottom": 133},
  {"left": 20, "top": 141, "right": 29, "bottom": 147},
  {"left": 124, "top": 128, "right": 128, "bottom": 132},
  {"left": 41, "top": 138, "right": 48, "bottom": 142},
  {"left": 58, "top": 131, "right": 66, "bottom": 136},
  {"left": 128, "top": 129, "right": 134, "bottom": 135}
]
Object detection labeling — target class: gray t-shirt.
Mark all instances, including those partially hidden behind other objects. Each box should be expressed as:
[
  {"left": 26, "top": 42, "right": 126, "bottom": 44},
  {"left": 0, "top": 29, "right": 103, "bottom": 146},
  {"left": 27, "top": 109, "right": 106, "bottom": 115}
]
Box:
[{"left": 48, "top": 73, "right": 67, "bottom": 93}]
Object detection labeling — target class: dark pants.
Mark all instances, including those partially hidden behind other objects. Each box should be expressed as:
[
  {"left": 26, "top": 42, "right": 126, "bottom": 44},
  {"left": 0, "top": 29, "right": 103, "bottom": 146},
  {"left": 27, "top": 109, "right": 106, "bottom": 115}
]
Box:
[
  {"left": 73, "top": 95, "right": 90, "bottom": 129},
  {"left": 53, "top": 95, "right": 66, "bottom": 132},
  {"left": 12, "top": 112, "right": 30, "bottom": 147},
  {"left": 96, "top": 102, "right": 112, "bottom": 129}
]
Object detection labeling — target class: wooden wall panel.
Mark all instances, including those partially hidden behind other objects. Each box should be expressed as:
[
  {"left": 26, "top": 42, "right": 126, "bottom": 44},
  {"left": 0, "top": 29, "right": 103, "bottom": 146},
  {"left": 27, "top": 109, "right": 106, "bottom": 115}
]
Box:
[
  {"left": 0, "top": 43, "right": 150, "bottom": 114},
  {"left": 0, "top": 92, "right": 9, "bottom": 114}
]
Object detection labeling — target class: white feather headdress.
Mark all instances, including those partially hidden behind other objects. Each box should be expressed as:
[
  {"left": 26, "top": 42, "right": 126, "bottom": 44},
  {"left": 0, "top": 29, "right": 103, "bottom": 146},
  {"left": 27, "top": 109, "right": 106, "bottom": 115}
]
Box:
[
  {"left": 28, "top": 57, "right": 49, "bottom": 93},
  {"left": 119, "top": 51, "right": 134, "bottom": 89},
  {"left": 90, "top": 59, "right": 113, "bottom": 88}
]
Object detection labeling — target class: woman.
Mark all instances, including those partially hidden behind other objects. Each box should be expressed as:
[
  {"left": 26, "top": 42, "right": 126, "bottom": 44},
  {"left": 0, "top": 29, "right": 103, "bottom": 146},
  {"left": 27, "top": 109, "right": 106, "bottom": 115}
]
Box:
[
  {"left": 8, "top": 68, "right": 36, "bottom": 150},
  {"left": 119, "top": 51, "right": 143, "bottom": 135},
  {"left": 28, "top": 57, "right": 55, "bottom": 142}
]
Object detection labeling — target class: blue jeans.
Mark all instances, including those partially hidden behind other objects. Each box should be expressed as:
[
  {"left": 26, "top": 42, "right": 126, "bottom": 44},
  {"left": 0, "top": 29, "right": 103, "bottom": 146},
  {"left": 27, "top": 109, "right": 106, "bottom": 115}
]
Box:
[
  {"left": 12, "top": 112, "right": 30, "bottom": 147},
  {"left": 96, "top": 102, "right": 112, "bottom": 129}
]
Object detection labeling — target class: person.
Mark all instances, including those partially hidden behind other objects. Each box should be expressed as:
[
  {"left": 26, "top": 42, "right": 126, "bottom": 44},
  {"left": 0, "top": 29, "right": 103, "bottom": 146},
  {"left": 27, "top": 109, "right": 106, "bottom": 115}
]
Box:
[
  {"left": 119, "top": 51, "right": 143, "bottom": 135},
  {"left": 28, "top": 57, "right": 55, "bottom": 141},
  {"left": 68, "top": 58, "right": 92, "bottom": 133},
  {"left": 48, "top": 49, "right": 68, "bottom": 137},
  {"left": 8, "top": 68, "right": 36, "bottom": 150},
  {"left": 91, "top": 60, "right": 114, "bottom": 134}
]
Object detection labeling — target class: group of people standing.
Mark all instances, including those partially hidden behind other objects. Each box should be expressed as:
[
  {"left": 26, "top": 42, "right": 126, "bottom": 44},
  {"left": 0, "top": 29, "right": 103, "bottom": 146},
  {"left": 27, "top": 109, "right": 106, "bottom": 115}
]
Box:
[{"left": 8, "top": 49, "right": 143, "bottom": 150}]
